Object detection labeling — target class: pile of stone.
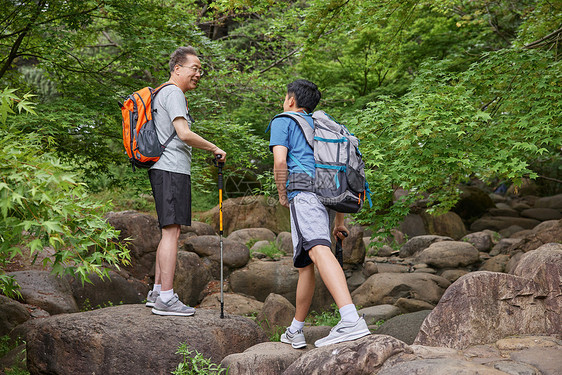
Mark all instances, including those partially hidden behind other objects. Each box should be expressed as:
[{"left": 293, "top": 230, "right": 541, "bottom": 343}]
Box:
[{"left": 1, "top": 191, "right": 561, "bottom": 374}]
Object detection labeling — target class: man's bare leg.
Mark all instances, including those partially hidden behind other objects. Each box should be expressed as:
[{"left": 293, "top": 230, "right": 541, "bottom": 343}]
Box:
[{"left": 157, "top": 224, "right": 181, "bottom": 292}]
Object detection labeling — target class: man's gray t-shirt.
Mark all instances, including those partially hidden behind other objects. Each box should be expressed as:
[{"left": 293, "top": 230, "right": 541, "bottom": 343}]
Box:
[{"left": 150, "top": 84, "right": 192, "bottom": 175}]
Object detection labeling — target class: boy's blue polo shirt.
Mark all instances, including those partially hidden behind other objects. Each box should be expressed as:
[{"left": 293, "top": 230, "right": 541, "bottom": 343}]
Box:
[{"left": 268, "top": 112, "right": 315, "bottom": 201}]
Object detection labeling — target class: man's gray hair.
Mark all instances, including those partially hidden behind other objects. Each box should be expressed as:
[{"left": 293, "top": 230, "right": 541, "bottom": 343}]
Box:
[{"left": 169, "top": 46, "right": 198, "bottom": 72}]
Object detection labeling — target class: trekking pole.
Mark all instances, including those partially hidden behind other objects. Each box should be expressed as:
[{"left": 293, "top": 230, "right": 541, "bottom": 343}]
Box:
[
  {"left": 335, "top": 231, "right": 348, "bottom": 268},
  {"left": 213, "top": 155, "right": 225, "bottom": 319}
]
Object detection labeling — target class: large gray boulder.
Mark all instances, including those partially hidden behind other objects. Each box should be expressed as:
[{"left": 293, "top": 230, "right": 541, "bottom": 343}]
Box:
[
  {"left": 339, "top": 219, "right": 366, "bottom": 266},
  {"left": 374, "top": 310, "right": 432, "bottom": 345},
  {"left": 66, "top": 270, "right": 148, "bottom": 311},
  {"left": 399, "top": 235, "right": 452, "bottom": 258},
  {"left": 421, "top": 211, "right": 467, "bottom": 240},
  {"left": 174, "top": 251, "right": 213, "bottom": 306},
  {"left": 470, "top": 216, "right": 540, "bottom": 232},
  {"left": 505, "top": 219, "right": 562, "bottom": 254},
  {"left": 227, "top": 228, "right": 277, "bottom": 245},
  {"left": 399, "top": 214, "right": 427, "bottom": 238},
  {"left": 490, "top": 238, "right": 522, "bottom": 255},
  {"left": 26, "top": 305, "right": 267, "bottom": 375},
  {"left": 198, "top": 292, "right": 263, "bottom": 317},
  {"left": 510, "top": 243, "right": 562, "bottom": 332},
  {"left": 181, "top": 221, "right": 216, "bottom": 236},
  {"left": 0, "top": 295, "right": 31, "bottom": 336},
  {"left": 521, "top": 208, "right": 562, "bottom": 221},
  {"left": 358, "top": 305, "right": 401, "bottom": 326},
  {"left": 275, "top": 232, "right": 293, "bottom": 255},
  {"left": 221, "top": 342, "right": 312, "bottom": 375},
  {"left": 414, "top": 248, "right": 561, "bottom": 350},
  {"left": 229, "top": 258, "right": 333, "bottom": 312},
  {"left": 105, "top": 211, "right": 160, "bottom": 279},
  {"left": 8, "top": 271, "right": 78, "bottom": 315},
  {"left": 460, "top": 231, "right": 493, "bottom": 252},
  {"left": 230, "top": 258, "right": 297, "bottom": 302},
  {"left": 283, "top": 334, "right": 412, "bottom": 375},
  {"left": 416, "top": 241, "right": 480, "bottom": 269},
  {"left": 198, "top": 195, "right": 291, "bottom": 236},
  {"left": 479, "top": 254, "right": 510, "bottom": 273},
  {"left": 256, "top": 293, "right": 295, "bottom": 337},
  {"left": 182, "top": 235, "right": 250, "bottom": 278},
  {"left": 351, "top": 273, "right": 450, "bottom": 308},
  {"left": 534, "top": 193, "right": 562, "bottom": 209}
]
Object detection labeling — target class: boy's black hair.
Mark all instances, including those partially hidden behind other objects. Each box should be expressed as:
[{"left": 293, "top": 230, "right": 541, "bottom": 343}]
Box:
[{"left": 287, "top": 79, "right": 321, "bottom": 113}]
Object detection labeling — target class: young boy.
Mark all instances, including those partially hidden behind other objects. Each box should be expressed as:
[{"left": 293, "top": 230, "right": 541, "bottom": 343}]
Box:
[{"left": 268, "top": 79, "right": 370, "bottom": 347}]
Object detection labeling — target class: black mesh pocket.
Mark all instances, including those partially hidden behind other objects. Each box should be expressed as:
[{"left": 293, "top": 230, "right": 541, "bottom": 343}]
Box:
[{"left": 347, "top": 167, "right": 365, "bottom": 194}]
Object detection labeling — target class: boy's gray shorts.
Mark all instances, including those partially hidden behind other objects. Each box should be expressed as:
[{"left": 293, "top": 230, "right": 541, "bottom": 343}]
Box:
[{"left": 290, "top": 192, "right": 332, "bottom": 268}]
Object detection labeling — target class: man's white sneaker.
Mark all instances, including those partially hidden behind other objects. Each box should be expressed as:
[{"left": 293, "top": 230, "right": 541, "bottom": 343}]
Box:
[
  {"left": 151, "top": 294, "right": 195, "bottom": 316},
  {"left": 314, "top": 317, "right": 370, "bottom": 347},
  {"left": 280, "top": 327, "right": 307, "bottom": 349},
  {"left": 145, "top": 290, "right": 159, "bottom": 307}
]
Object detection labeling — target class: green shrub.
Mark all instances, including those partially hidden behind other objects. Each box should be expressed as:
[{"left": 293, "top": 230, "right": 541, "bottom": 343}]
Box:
[{"left": 0, "top": 88, "right": 130, "bottom": 297}]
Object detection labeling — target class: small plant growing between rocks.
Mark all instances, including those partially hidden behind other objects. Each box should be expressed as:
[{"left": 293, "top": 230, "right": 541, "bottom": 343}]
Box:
[
  {"left": 0, "top": 335, "right": 28, "bottom": 375},
  {"left": 80, "top": 298, "right": 123, "bottom": 312},
  {"left": 249, "top": 242, "right": 284, "bottom": 260},
  {"left": 245, "top": 239, "right": 258, "bottom": 249},
  {"left": 306, "top": 303, "right": 341, "bottom": 327},
  {"left": 172, "top": 342, "right": 228, "bottom": 375}
]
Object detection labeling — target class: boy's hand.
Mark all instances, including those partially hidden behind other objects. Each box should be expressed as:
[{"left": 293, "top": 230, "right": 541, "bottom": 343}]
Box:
[{"left": 333, "top": 225, "right": 349, "bottom": 240}]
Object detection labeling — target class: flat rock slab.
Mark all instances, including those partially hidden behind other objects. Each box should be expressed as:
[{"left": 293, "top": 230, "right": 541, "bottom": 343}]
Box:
[
  {"left": 509, "top": 347, "right": 562, "bottom": 375},
  {"left": 283, "top": 334, "right": 412, "bottom": 375},
  {"left": 378, "top": 358, "right": 510, "bottom": 375},
  {"left": 221, "top": 341, "right": 314, "bottom": 375},
  {"left": 26, "top": 305, "right": 267, "bottom": 375}
]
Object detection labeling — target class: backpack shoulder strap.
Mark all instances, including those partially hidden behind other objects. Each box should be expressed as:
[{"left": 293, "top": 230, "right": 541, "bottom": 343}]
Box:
[
  {"left": 152, "top": 82, "right": 179, "bottom": 147},
  {"left": 152, "top": 82, "right": 175, "bottom": 96},
  {"left": 267, "top": 112, "right": 315, "bottom": 148}
]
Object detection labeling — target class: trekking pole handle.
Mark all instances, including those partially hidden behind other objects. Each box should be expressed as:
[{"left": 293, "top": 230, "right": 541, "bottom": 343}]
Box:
[
  {"left": 337, "top": 231, "right": 348, "bottom": 241},
  {"left": 335, "top": 231, "right": 348, "bottom": 268},
  {"left": 214, "top": 155, "right": 224, "bottom": 189}
]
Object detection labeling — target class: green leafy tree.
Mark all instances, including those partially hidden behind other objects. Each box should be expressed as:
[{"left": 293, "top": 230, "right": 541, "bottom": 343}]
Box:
[
  {"left": 350, "top": 48, "right": 561, "bottom": 232},
  {"left": 2, "top": 0, "right": 276, "bottom": 203},
  {"left": 0, "top": 89, "right": 130, "bottom": 297}
]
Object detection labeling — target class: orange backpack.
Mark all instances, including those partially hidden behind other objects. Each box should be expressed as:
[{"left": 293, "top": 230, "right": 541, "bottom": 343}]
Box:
[{"left": 120, "top": 83, "right": 181, "bottom": 170}]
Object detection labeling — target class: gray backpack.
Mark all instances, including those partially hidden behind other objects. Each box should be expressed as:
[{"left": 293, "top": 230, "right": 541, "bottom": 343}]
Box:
[{"left": 272, "top": 111, "right": 371, "bottom": 213}]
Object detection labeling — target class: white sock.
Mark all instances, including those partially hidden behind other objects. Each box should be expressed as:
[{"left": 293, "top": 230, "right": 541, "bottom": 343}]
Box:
[
  {"left": 339, "top": 304, "right": 360, "bottom": 323},
  {"left": 160, "top": 289, "right": 174, "bottom": 303},
  {"left": 153, "top": 284, "right": 162, "bottom": 292},
  {"left": 288, "top": 318, "right": 305, "bottom": 333}
]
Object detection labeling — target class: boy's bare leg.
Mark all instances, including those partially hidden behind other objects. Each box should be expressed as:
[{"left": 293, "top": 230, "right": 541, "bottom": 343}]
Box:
[
  {"left": 295, "top": 264, "right": 315, "bottom": 322},
  {"left": 309, "top": 245, "right": 352, "bottom": 308}
]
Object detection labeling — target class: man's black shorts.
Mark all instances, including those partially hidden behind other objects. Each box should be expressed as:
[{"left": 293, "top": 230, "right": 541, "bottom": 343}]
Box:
[{"left": 148, "top": 169, "right": 191, "bottom": 228}]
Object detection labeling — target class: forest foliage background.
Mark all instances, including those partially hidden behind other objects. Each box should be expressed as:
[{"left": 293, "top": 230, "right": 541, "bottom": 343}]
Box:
[{"left": 1, "top": 0, "right": 561, "bottom": 295}]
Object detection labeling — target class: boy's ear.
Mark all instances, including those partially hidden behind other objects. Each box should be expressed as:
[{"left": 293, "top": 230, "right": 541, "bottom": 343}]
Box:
[{"left": 287, "top": 95, "right": 296, "bottom": 107}]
